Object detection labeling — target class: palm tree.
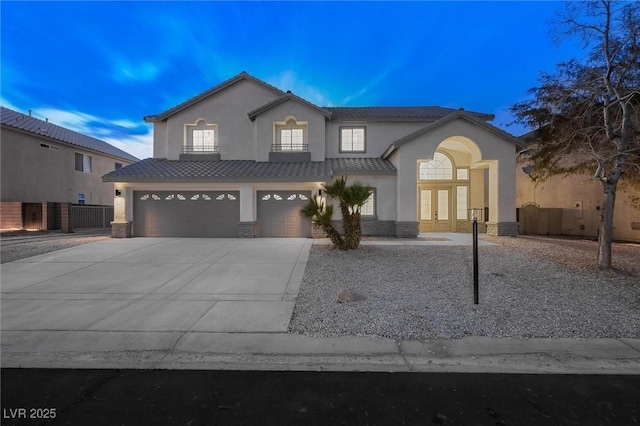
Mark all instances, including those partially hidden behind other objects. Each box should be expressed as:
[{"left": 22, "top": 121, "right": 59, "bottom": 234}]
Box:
[{"left": 301, "top": 176, "right": 373, "bottom": 250}]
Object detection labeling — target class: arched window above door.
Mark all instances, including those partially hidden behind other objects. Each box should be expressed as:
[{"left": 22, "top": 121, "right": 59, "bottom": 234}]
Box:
[{"left": 419, "top": 152, "right": 453, "bottom": 180}]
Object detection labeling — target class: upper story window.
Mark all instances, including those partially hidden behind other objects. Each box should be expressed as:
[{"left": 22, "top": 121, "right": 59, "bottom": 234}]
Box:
[
  {"left": 419, "top": 152, "right": 453, "bottom": 180},
  {"left": 115, "top": 162, "right": 123, "bottom": 170},
  {"left": 274, "top": 116, "right": 307, "bottom": 151},
  {"left": 185, "top": 119, "right": 217, "bottom": 153},
  {"left": 75, "top": 153, "right": 92, "bottom": 173},
  {"left": 193, "top": 129, "right": 215, "bottom": 151},
  {"left": 280, "top": 128, "right": 304, "bottom": 150},
  {"left": 340, "top": 127, "right": 366, "bottom": 153}
]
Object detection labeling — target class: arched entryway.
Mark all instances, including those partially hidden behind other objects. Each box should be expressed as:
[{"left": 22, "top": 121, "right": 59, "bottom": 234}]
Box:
[{"left": 417, "top": 151, "right": 471, "bottom": 232}]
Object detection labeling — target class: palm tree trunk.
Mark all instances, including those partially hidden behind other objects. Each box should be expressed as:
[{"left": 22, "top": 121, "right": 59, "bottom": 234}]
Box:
[
  {"left": 345, "top": 211, "right": 362, "bottom": 249},
  {"left": 324, "top": 224, "right": 348, "bottom": 250}
]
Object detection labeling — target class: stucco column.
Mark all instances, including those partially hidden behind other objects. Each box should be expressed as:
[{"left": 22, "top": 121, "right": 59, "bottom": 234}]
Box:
[
  {"left": 394, "top": 156, "right": 418, "bottom": 237},
  {"left": 487, "top": 159, "right": 518, "bottom": 236},
  {"left": 239, "top": 185, "right": 256, "bottom": 237},
  {"left": 110, "top": 185, "right": 132, "bottom": 238}
]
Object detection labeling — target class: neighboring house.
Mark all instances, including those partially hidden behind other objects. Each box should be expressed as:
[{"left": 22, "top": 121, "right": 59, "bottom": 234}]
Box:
[
  {"left": 0, "top": 106, "right": 139, "bottom": 230},
  {"left": 103, "top": 71, "right": 523, "bottom": 238},
  {"left": 516, "top": 169, "right": 640, "bottom": 242}
]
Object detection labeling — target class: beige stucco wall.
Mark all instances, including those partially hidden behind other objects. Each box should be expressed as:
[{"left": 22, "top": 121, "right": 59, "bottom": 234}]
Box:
[
  {"left": 160, "top": 80, "right": 280, "bottom": 161},
  {"left": 1, "top": 127, "right": 130, "bottom": 205},
  {"left": 516, "top": 169, "right": 640, "bottom": 241}
]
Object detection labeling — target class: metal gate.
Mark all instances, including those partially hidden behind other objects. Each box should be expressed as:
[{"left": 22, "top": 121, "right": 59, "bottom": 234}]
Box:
[{"left": 71, "top": 205, "right": 114, "bottom": 229}]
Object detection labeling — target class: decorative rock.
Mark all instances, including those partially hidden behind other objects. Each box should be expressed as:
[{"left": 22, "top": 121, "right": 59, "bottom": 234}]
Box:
[{"left": 337, "top": 289, "right": 364, "bottom": 303}]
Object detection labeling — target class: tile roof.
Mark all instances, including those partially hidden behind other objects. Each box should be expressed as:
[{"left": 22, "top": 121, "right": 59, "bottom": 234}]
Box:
[
  {"left": 144, "top": 72, "right": 285, "bottom": 122},
  {"left": 382, "top": 109, "right": 523, "bottom": 159},
  {"left": 142, "top": 70, "right": 497, "bottom": 126},
  {"left": 327, "top": 158, "right": 397, "bottom": 175},
  {"left": 325, "top": 106, "right": 494, "bottom": 121},
  {"left": 1, "top": 106, "right": 139, "bottom": 162},
  {"left": 103, "top": 158, "right": 396, "bottom": 183},
  {"left": 248, "top": 93, "right": 332, "bottom": 121}
]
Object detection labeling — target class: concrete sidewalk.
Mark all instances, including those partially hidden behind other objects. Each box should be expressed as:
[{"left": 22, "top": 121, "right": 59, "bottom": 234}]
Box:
[
  {"left": 3, "top": 331, "right": 639, "bottom": 374},
  {"left": 2, "top": 237, "right": 639, "bottom": 374}
]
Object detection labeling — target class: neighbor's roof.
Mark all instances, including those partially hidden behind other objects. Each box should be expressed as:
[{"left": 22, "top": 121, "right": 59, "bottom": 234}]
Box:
[
  {"left": 326, "top": 106, "right": 494, "bottom": 122},
  {"left": 102, "top": 157, "right": 396, "bottom": 183},
  {"left": 0, "top": 106, "right": 139, "bottom": 163}
]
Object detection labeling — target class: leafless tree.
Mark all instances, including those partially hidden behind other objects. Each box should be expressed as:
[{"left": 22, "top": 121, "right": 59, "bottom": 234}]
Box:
[{"left": 511, "top": 0, "right": 640, "bottom": 269}]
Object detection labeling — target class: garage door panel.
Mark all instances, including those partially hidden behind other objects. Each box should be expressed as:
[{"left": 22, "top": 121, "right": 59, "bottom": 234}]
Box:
[
  {"left": 257, "top": 191, "right": 311, "bottom": 238},
  {"left": 134, "top": 191, "right": 239, "bottom": 237}
]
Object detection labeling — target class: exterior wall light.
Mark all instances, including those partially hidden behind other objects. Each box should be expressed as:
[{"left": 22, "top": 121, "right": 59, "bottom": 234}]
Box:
[{"left": 115, "top": 189, "right": 122, "bottom": 197}]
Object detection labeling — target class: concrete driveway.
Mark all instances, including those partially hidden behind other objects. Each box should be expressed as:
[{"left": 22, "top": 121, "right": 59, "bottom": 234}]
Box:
[{"left": 2, "top": 237, "right": 310, "bottom": 336}]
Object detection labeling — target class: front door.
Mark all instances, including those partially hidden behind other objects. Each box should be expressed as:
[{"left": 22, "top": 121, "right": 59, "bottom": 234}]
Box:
[{"left": 419, "top": 187, "right": 452, "bottom": 232}]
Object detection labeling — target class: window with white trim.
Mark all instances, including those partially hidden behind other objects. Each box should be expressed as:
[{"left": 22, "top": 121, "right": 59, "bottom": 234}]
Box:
[
  {"left": 361, "top": 191, "right": 375, "bottom": 216},
  {"left": 280, "top": 128, "right": 304, "bottom": 151},
  {"left": 456, "top": 168, "right": 469, "bottom": 180},
  {"left": 340, "top": 127, "right": 366, "bottom": 153},
  {"left": 456, "top": 186, "right": 468, "bottom": 220},
  {"left": 192, "top": 129, "right": 215, "bottom": 151},
  {"left": 75, "top": 153, "right": 92, "bottom": 173},
  {"left": 185, "top": 120, "right": 217, "bottom": 153},
  {"left": 419, "top": 152, "right": 453, "bottom": 180}
]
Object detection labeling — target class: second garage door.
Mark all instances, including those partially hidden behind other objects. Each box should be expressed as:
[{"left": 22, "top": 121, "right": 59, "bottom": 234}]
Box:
[
  {"left": 257, "top": 191, "right": 312, "bottom": 237},
  {"left": 133, "top": 191, "right": 239, "bottom": 237}
]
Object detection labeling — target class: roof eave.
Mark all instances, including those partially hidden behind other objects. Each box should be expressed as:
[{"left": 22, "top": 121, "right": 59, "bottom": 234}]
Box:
[
  {"left": 102, "top": 175, "right": 332, "bottom": 184},
  {"left": 248, "top": 94, "right": 333, "bottom": 121},
  {"left": 149, "top": 72, "right": 285, "bottom": 122},
  {"left": 385, "top": 110, "right": 520, "bottom": 153}
]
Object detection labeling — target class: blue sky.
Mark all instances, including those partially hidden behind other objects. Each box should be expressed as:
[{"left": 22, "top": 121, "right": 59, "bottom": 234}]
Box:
[{"left": 1, "top": 1, "right": 583, "bottom": 160}]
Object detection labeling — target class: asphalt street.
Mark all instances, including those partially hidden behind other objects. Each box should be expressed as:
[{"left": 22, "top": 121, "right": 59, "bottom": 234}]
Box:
[{"left": 2, "top": 369, "right": 639, "bottom": 426}]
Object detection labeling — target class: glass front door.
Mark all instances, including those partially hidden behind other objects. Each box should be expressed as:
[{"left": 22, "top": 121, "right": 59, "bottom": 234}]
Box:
[{"left": 419, "top": 186, "right": 452, "bottom": 232}]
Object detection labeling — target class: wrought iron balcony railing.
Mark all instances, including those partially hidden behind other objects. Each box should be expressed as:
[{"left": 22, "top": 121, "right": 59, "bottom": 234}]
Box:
[
  {"left": 271, "top": 143, "right": 308, "bottom": 152},
  {"left": 182, "top": 144, "right": 218, "bottom": 153}
]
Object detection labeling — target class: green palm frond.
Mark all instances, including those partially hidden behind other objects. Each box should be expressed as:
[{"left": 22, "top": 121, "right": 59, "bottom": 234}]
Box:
[
  {"left": 342, "top": 182, "right": 373, "bottom": 209},
  {"left": 322, "top": 176, "right": 346, "bottom": 198}
]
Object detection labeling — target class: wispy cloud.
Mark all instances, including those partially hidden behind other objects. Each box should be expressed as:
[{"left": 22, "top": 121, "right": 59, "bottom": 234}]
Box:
[
  {"left": 111, "top": 58, "right": 160, "bottom": 83},
  {"left": 104, "top": 133, "right": 153, "bottom": 160},
  {"left": 265, "top": 70, "right": 332, "bottom": 106}
]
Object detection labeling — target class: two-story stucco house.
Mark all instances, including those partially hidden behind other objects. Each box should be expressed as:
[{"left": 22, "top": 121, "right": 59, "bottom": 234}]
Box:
[
  {"left": 0, "top": 106, "right": 138, "bottom": 230},
  {"left": 103, "top": 72, "right": 523, "bottom": 238}
]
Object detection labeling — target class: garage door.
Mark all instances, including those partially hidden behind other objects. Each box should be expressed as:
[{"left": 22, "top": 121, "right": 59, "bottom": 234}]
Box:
[
  {"left": 257, "top": 191, "right": 312, "bottom": 237},
  {"left": 133, "top": 191, "right": 239, "bottom": 237}
]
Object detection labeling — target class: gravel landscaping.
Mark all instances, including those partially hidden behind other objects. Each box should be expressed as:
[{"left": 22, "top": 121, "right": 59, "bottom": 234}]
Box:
[
  {"left": 289, "top": 236, "right": 640, "bottom": 340},
  {"left": 0, "top": 231, "right": 110, "bottom": 263}
]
